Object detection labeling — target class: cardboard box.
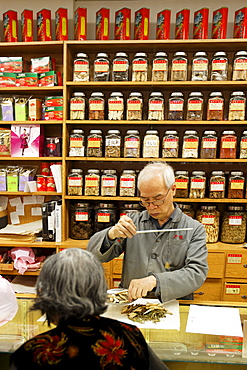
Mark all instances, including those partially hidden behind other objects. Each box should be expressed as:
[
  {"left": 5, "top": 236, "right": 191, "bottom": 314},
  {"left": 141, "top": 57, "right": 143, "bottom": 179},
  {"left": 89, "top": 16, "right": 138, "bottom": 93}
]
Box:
[
  {"left": 45, "top": 96, "right": 63, "bottom": 107},
  {"left": 234, "top": 7, "right": 247, "bottom": 38},
  {"left": 134, "top": 8, "right": 150, "bottom": 40},
  {"left": 156, "top": 9, "right": 171, "bottom": 40},
  {"left": 0, "top": 72, "right": 16, "bottom": 87},
  {"left": 44, "top": 106, "right": 63, "bottom": 121},
  {"left": 55, "top": 7, "right": 68, "bottom": 41},
  {"left": 1, "top": 98, "right": 14, "bottom": 121},
  {"left": 0, "top": 262, "right": 14, "bottom": 271},
  {"left": 38, "top": 71, "right": 62, "bottom": 87},
  {"left": 0, "top": 128, "right": 11, "bottom": 156},
  {"left": 74, "top": 7, "right": 87, "bottom": 40},
  {"left": 14, "top": 97, "right": 29, "bottom": 121},
  {"left": 96, "top": 8, "right": 110, "bottom": 40},
  {"left": 3, "top": 10, "right": 18, "bottom": 42},
  {"left": 11, "top": 124, "right": 44, "bottom": 157},
  {"left": 21, "top": 9, "right": 33, "bottom": 42},
  {"left": 193, "top": 8, "right": 209, "bottom": 39},
  {"left": 212, "top": 7, "right": 228, "bottom": 39},
  {"left": 0, "top": 57, "right": 27, "bottom": 73},
  {"left": 175, "top": 9, "right": 190, "bottom": 39},
  {"left": 31, "top": 56, "right": 56, "bottom": 74},
  {"left": 28, "top": 99, "right": 42, "bottom": 121},
  {"left": 115, "top": 8, "right": 131, "bottom": 40},
  {"left": 37, "top": 8, "right": 52, "bottom": 41},
  {"left": 16, "top": 73, "right": 38, "bottom": 87}
]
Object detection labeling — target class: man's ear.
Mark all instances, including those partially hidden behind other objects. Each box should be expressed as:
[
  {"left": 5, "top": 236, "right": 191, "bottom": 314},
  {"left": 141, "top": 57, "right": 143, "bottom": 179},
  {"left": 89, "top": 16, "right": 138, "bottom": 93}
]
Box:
[{"left": 171, "top": 183, "right": 176, "bottom": 196}]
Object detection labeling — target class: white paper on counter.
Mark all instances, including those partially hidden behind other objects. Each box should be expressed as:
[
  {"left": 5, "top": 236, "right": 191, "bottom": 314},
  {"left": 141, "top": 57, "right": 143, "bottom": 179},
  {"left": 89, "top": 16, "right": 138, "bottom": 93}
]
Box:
[
  {"left": 102, "top": 298, "right": 180, "bottom": 330},
  {"left": 11, "top": 275, "right": 37, "bottom": 294},
  {"left": 0, "top": 220, "right": 42, "bottom": 235},
  {"left": 186, "top": 305, "right": 243, "bottom": 337}
]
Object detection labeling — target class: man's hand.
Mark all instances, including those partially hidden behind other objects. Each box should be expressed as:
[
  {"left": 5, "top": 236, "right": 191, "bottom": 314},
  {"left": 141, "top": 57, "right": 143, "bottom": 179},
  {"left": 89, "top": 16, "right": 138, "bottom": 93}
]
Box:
[
  {"left": 128, "top": 275, "right": 157, "bottom": 302},
  {"left": 108, "top": 215, "right": 137, "bottom": 240}
]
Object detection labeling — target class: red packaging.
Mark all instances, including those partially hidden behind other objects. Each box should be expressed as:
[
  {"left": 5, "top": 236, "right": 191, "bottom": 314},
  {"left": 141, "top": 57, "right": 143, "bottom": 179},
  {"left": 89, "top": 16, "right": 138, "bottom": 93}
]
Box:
[
  {"left": 37, "top": 175, "right": 47, "bottom": 191},
  {"left": 37, "top": 9, "right": 52, "bottom": 41},
  {"left": 3, "top": 10, "right": 18, "bottom": 42},
  {"left": 55, "top": 8, "right": 68, "bottom": 41},
  {"left": 212, "top": 7, "right": 228, "bottom": 39},
  {"left": 16, "top": 73, "right": 38, "bottom": 87},
  {"left": 74, "top": 7, "right": 87, "bottom": 40},
  {"left": 234, "top": 7, "right": 247, "bottom": 38},
  {"left": 134, "top": 8, "right": 150, "bottom": 40},
  {"left": 96, "top": 8, "right": 110, "bottom": 40},
  {"left": 156, "top": 9, "right": 171, "bottom": 40},
  {"left": 115, "top": 8, "right": 131, "bottom": 40},
  {"left": 193, "top": 8, "right": 209, "bottom": 39},
  {"left": 175, "top": 9, "right": 190, "bottom": 40},
  {"left": 41, "top": 162, "right": 50, "bottom": 176},
  {"left": 21, "top": 9, "right": 33, "bottom": 42},
  {"left": 46, "top": 176, "right": 56, "bottom": 192}
]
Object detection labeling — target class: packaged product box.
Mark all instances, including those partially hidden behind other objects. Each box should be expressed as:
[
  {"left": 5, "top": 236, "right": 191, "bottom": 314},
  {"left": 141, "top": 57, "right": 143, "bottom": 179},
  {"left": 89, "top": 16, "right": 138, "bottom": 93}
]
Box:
[
  {"left": 11, "top": 124, "right": 44, "bottom": 157},
  {"left": 0, "top": 128, "right": 11, "bottom": 156},
  {"left": 0, "top": 72, "right": 16, "bottom": 87},
  {"left": 134, "top": 8, "right": 150, "bottom": 40},
  {"left": 16, "top": 73, "right": 38, "bottom": 87},
  {"left": 28, "top": 98, "right": 42, "bottom": 121},
  {"left": 15, "top": 97, "right": 29, "bottom": 121},
  {"left": 31, "top": 56, "right": 56, "bottom": 73},
  {"left": 3, "top": 10, "right": 18, "bottom": 42},
  {"left": 96, "top": 8, "right": 110, "bottom": 40},
  {"left": 212, "top": 7, "right": 228, "bottom": 39},
  {"left": 55, "top": 7, "right": 68, "bottom": 41},
  {"left": 0, "top": 57, "right": 28, "bottom": 73},
  {"left": 175, "top": 9, "right": 190, "bottom": 39},
  {"left": 21, "top": 9, "right": 33, "bottom": 42},
  {"left": 45, "top": 96, "right": 63, "bottom": 107},
  {"left": 44, "top": 106, "right": 63, "bottom": 121},
  {"left": 37, "top": 9, "right": 52, "bottom": 41},
  {"left": 234, "top": 7, "right": 247, "bottom": 38},
  {"left": 156, "top": 9, "right": 171, "bottom": 40},
  {"left": 193, "top": 8, "right": 209, "bottom": 39},
  {"left": 38, "top": 71, "right": 62, "bottom": 87},
  {"left": 74, "top": 7, "right": 87, "bottom": 40},
  {"left": 0, "top": 98, "right": 14, "bottom": 121},
  {"left": 115, "top": 8, "right": 131, "bottom": 40}
]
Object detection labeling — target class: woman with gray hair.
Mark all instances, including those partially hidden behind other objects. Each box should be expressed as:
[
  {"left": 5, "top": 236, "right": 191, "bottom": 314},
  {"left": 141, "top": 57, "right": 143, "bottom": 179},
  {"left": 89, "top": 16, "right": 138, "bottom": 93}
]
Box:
[{"left": 10, "top": 248, "right": 168, "bottom": 370}]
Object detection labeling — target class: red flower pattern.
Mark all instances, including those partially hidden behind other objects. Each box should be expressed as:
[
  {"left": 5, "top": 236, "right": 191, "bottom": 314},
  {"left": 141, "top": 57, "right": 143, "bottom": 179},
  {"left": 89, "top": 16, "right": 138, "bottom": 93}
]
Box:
[{"left": 92, "top": 330, "right": 127, "bottom": 366}]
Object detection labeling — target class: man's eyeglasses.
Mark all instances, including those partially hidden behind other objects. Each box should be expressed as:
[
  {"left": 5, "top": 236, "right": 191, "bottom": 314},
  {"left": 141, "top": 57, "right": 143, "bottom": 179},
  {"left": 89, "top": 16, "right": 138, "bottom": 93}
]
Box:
[{"left": 139, "top": 188, "right": 170, "bottom": 207}]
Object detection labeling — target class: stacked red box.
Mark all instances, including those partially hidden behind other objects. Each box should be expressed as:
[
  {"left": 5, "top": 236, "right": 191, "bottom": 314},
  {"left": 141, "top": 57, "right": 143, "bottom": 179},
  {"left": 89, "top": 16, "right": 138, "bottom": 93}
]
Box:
[
  {"left": 156, "top": 9, "right": 171, "bottom": 40},
  {"left": 193, "top": 8, "right": 209, "bottom": 39},
  {"left": 55, "top": 7, "right": 68, "bottom": 41},
  {"left": 115, "top": 8, "right": 131, "bottom": 40},
  {"left": 212, "top": 7, "right": 228, "bottom": 39},
  {"left": 37, "top": 9, "right": 52, "bottom": 41},
  {"left": 96, "top": 8, "right": 110, "bottom": 40},
  {"left": 134, "top": 8, "right": 150, "bottom": 40},
  {"left": 21, "top": 9, "right": 33, "bottom": 42},
  {"left": 74, "top": 7, "right": 87, "bottom": 40},
  {"left": 175, "top": 9, "right": 190, "bottom": 40},
  {"left": 3, "top": 10, "right": 18, "bottom": 42},
  {"left": 234, "top": 7, "right": 247, "bottom": 38}
]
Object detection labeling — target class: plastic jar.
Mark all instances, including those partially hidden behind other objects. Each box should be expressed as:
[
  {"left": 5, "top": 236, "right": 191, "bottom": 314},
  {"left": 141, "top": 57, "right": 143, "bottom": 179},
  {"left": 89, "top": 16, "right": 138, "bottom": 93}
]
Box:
[
  {"left": 112, "top": 52, "right": 129, "bottom": 81},
  {"left": 240, "top": 130, "right": 247, "bottom": 158},
  {"left": 196, "top": 205, "right": 220, "bottom": 243},
  {"left": 200, "top": 130, "right": 218, "bottom": 159},
  {"left": 168, "top": 92, "right": 184, "bottom": 120},
  {"left": 84, "top": 169, "right": 100, "bottom": 196},
  {"left": 182, "top": 130, "right": 199, "bottom": 158},
  {"left": 186, "top": 92, "right": 204, "bottom": 121},
  {"left": 108, "top": 92, "right": 124, "bottom": 120},
  {"left": 152, "top": 52, "right": 168, "bottom": 81},
  {"left": 70, "top": 92, "right": 86, "bottom": 120},
  {"left": 220, "top": 205, "right": 247, "bottom": 244},
  {"left": 189, "top": 171, "right": 206, "bottom": 199},
  {"left": 178, "top": 204, "right": 195, "bottom": 218},
  {"left": 219, "top": 130, "right": 237, "bottom": 159},
  {"left": 119, "top": 170, "right": 136, "bottom": 197},
  {"left": 162, "top": 130, "right": 179, "bottom": 158},
  {"left": 101, "top": 169, "right": 117, "bottom": 196},
  {"left": 228, "top": 91, "right": 246, "bottom": 121},
  {"left": 94, "top": 203, "right": 117, "bottom": 233},
  {"left": 86, "top": 129, "right": 103, "bottom": 157},
  {"left": 232, "top": 51, "right": 247, "bottom": 81},
  {"left": 127, "top": 92, "right": 143, "bottom": 120},
  {"left": 171, "top": 52, "right": 188, "bottom": 81},
  {"left": 191, "top": 51, "right": 209, "bottom": 81},
  {"left": 227, "top": 171, "right": 245, "bottom": 199},
  {"left": 89, "top": 92, "right": 105, "bottom": 120},
  {"left": 211, "top": 51, "right": 228, "bottom": 81},
  {"left": 206, "top": 92, "right": 224, "bottom": 121},
  {"left": 73, "top": 53, "right": 89, "bottom": 82},
  {"left": 148, "top": 92, "right": 164, "bottom": 121},
  {"left": 94, "top": 52, "right": 110, "bottom": 81},
  {"left": 209, "top": 171, "right": 226, "bottom": 199},
  {"left": 143, "top": 130, "right": 160, "bottom": 158},
  {"left": 67, "top": 168, "right": 83, "bottom": 195},
  {"left": 105, "top": 129, "right": 121, "bottom": 158},
  {"left": 175, "top": 171, "right": 189, "bottom": 198},
  {"left": 69, "top": 202, "right": 93, "bottom": 240},
  {"left": 120, "top": 203, "right": 141, "bottom": 217},
  {"left": 124, "top": 130, "right": 140, "bottom": 158},
  {"left": 132, "top": 52, "right": 148, "bottom": 81},
  {"left": 69, "top": 129, "right": 85, "bottom": 157}
]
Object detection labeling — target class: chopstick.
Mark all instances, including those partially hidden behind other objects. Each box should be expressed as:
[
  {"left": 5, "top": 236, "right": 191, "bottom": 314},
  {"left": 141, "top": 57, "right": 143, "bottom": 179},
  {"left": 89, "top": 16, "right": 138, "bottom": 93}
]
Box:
[{"left": 136, "top": 227, "right": 193, "bottom": 234}]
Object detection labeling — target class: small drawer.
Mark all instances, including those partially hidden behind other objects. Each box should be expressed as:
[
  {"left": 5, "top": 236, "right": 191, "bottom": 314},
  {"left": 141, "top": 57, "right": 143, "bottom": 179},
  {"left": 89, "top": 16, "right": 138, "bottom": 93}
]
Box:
[
  {"left": 194, "top": 279, "right": 222, "bottom": 301},
  {"left": 225, "top": 253, "right": 247, "bottom": 278},
  {"left": 222, "top": 282, "right": 247, "bottom": 302},
  {"left": 207, "top": 252, "right": 225, "bottom": 278}
]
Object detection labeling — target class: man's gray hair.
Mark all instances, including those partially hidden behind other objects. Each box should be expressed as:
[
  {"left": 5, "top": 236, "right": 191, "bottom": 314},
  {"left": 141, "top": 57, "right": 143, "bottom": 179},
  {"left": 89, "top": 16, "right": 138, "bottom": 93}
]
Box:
[
  {"left": 137, "top": 161, "right": 175, "bottom": 189},
  {"left": 31, "top": 248, "right": 107, "bottom": 325}
]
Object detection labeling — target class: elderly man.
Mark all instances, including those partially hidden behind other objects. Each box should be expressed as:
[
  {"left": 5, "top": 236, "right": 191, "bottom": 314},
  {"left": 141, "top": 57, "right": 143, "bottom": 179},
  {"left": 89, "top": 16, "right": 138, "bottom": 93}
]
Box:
[{"left": 88, "top": 161, "right": 208, "bottom": 303}]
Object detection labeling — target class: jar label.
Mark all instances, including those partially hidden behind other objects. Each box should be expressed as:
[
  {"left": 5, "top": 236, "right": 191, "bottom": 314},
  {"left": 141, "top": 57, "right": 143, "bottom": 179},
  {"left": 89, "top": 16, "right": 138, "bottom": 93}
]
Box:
[
  {"left": 225, "top": 285, "right": 240, "bottom": 294},
  {"left": 201, "top": 215, "right": 215, "bottom": 224},
  {"left": 241, "top": 138, "right": 247, "bottom": 149},
  {"left": 234, "top": 60, "right": 247, "bottom": 70},
  {"left": 193, "top": 60, "right": 208, "bottom": 70},
  {"left": 212, "top": 60, "right": 227, "bottom": 70},
  {"left": 229, "top": 101, "right": 245, "bottom": 111},
  {"left": 88, "top": 138, "right": 101, "bottom": 148},
  {"left": 98, "top": 212, "right": 110, "bottom": 222},
  {"left": 149, "top": 101, "right": 163, "bottom": 111},
  {"left": 175, "top": 179, "right": 188, "bottom": 189},
  {"left": 85, "top": 177, "right": 99, "bottom": 187},
  {"left": 132, "top": 60, "right": 147, "bottom": 71},
  {"left": 89, "top": 101, "right": 104, "bottom": 111},
  {"left": 202, "top": 138, "right": 217, "bottom": 149},
  {"left": 113, "top": 60, "right": 128, "bottom": 71},
  {"left": 68, "top": 177, "right": 82, "bottom": 186},
  {"left": 70, "top": 137, "right": 83, "bottom": 148},
  {"left": 127, "top": 101, "right": 141, "bottom": 110},
  {"left": 145, "top": 138, "right": 159, "bottom": 147},
  {"left": 222, "top": 138, "right": 236, "bottom": 148},
  {"left": 71, "top": 101, "right": 85, "bottom": 111},
  {"left": 74, "top": 61, "right": 89, "bottom": 72},
  {"left": 109, "top": 101, "right": 124, "bottom": 111},
  {"left": 102, "top": 177, "right": 116, "bottom": 187},
  {"left": 228, "top": 216, "right": 242, "bottom": 225},
  {"left": 153, "top": 60, "right": 167, "bottom": 71},
  {"left": 230, "top": 180, "right": 244, "bottom": 189},
  {"left": 170, "top": 101, "right": 183, "bottom": 111},
  {"left": 210, "top": 181, "right": 224, "bottom": 191},
  {"left": 191, "top": 179, "right": 205, "bottom": 189},
  {"left": 163, "top": 138, "right": 178, "bottom": 149},
  {"left": 209, "top": 100, "right": 223, "bottom": 110},
  {"left": 75, "top": 211, "right": 89, "bottom": 221},
  {"left": 94, "top": 61, "right": 109, "bottom": 72},
  {"left": 172, "top": 60, "right": 187, "bottom": 71},
  {"left": 184, "top": 138, "right": 199, "bottom": 149},
  {"left": 227, "top": 254, "right": 242, "bottom": 263},
  {"left": 125, "top": 138, "right": 139, "bottom": 148},
  {"left": 188, "top": 101, "right": 202, "bottom": 111},
  {"left": 120, "top": 178, "right": 134, "bottom": 188},
  {"left": 105, "top": 138, "right": 121, "bottom": 146}
]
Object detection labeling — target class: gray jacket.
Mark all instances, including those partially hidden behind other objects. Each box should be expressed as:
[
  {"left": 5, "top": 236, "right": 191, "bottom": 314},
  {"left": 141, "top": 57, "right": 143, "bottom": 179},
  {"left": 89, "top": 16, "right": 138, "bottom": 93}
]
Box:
[{"left": 87, "top": 206, "right": 208, "bottom": 302}]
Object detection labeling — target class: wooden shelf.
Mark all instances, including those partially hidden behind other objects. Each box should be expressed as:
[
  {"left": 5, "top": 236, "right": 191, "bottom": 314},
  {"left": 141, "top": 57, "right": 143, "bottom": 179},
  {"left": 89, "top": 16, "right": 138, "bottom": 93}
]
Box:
[
  {"left": 0, "top": 157, "right": 62, "bottom": 161},
  {"left": 0, "top": 121, "right": 62, "bottom": 125},
  {"left": 66, "top": 120, "right": 247, "bottom": 125}
]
